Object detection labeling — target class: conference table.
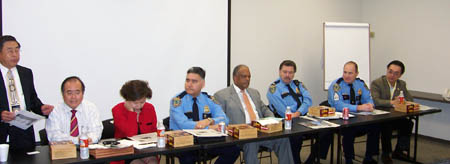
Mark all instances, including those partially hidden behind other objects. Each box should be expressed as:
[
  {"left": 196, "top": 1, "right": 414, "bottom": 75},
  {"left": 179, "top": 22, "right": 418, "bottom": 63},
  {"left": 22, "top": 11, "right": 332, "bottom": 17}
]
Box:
[{"left": 5, "top": 107, "right": 441, "bottom": 164}]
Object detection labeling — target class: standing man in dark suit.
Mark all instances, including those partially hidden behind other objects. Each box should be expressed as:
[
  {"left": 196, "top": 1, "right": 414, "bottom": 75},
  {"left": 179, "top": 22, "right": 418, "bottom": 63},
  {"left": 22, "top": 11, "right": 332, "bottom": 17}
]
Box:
[
  {"left": 371, "top": 60, "right": 414, "bottom": 164},
  {"left": 0, "top": 35, "right": 54, "bottom": 152},
  {"left": 214, "top": 65, "right": 294, "bottom": 164}
]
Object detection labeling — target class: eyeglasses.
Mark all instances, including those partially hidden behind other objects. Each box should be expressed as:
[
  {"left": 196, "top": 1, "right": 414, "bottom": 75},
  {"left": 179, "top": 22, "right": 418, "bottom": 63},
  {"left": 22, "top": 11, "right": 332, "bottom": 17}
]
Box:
[{"left": 388, "top": 70, "right": 401, "bottom": 76}]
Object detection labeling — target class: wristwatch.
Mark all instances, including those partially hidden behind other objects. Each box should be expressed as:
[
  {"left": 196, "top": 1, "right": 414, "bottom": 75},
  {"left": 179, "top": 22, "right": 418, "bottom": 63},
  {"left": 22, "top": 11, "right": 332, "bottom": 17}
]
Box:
[{"left": 207, "top": 118, "right": 214, "bottom": 125}]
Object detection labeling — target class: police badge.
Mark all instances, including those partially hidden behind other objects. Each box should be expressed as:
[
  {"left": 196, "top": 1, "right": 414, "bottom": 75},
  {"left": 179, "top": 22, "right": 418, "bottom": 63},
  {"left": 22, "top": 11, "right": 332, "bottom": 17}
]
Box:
[
  {"left": 204, "top": 106, "right": 210, "bottom": 113},
  {"left": 358, "top": 89, "right": 362, "bottom": 95}
]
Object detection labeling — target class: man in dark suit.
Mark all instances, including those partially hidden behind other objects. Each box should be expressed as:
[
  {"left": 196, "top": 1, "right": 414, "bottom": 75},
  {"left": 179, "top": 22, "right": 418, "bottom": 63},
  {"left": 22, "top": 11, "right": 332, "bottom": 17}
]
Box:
[
  {"left": 371, "top": 60, "right": 414, "bottom": 164},
  {"left": 0, "top": 35, "right": 54, "bottom": 152},
  {"left": 214, "top": 65, "right": 294, "bottom": 164}
]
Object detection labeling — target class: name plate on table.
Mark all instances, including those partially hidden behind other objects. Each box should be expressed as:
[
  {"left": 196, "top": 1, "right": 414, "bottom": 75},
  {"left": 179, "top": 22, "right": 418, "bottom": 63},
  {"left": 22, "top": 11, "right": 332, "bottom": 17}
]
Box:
[
  {"left": 395, "top": 101, "right": 420, "bottom": 113},
  {"left": 166, "top": 130, "right": 194, "bottom": 147},
  {"left": 227, "top": 124, "right": 257, "bottom": 139},
  {"left": 50, "top": 141, "right": 77, "bottom": 160},
  {"left": 251, "top": 120, "right": 282, "bottom": 133}
]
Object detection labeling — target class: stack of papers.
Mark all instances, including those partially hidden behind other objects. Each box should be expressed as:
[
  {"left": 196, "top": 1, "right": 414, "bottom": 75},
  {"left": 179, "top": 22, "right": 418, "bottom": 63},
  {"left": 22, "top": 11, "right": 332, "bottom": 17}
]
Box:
[
  {"left": 299, "top": 116, "right": 340, "bottom": 129},
  {"left": 419, "top": 105, "right": 437, "bottom": 111},
  {"left": 307, "top": 112, "right": 354, "bottom": 120},
  {"left": 256, "top": 119, "right": 280, "bottom": 126},
  {"left": 127, "top": 132, "right": 157, "bottom": 149},
  {"left": 183, "top": 129, "right": 227, "bottom": 137},
  {"left": 352, "top": 109, "right": 390, "bottom": 115}
]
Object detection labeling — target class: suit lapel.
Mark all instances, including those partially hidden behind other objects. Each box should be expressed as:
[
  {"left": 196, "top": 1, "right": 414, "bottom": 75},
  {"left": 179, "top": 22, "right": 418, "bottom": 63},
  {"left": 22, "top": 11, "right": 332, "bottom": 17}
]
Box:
[
  {"left": 229, "top": 87, "right": 246, "bottom": 115},
  {"left": 17, "top": 66, "right": 30, "bottom": 110},
  {"left": 0, "top": 69, "right": 10, "bottom": 111}
]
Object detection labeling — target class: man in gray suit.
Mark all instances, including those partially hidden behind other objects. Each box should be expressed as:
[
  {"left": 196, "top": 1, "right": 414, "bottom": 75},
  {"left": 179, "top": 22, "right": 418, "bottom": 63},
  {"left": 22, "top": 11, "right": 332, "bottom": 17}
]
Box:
[
  {"left": 214, "top": 65, "right": 294, "bottom": 164},
  {"left": 370, "top": 60, "right": 414, "bottom": 164}
]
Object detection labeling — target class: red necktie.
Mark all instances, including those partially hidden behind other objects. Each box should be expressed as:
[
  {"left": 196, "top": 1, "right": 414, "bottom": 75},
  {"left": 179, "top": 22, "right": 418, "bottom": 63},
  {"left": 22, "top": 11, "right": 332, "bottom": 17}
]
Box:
[{"left": 70, "top": 110, "right": 79, "bottom": 137}]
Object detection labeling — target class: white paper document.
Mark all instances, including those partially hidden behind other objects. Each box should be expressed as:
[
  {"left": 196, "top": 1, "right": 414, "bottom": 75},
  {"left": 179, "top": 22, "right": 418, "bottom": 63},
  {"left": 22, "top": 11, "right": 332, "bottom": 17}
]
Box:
[
  {"left": 419, "top": 105, "right": 437, "bottom": 111},
  {"left": 307, "top": 112, "right": 354, "bottom": 120},
  {"left": 183, "top": 129, "right": 227, "bottom": 137},
  {"left": 9, "top": 110, "right": 45, "bottom": 130},
  {"left": 299, "top": 117, "right": 340, "bottom": 129},
  {"left": 351, "top": 109, "right": 390, "bottom": 116},
  {"left": 127, "top": 132, "right": 158, "bottom": 149}
]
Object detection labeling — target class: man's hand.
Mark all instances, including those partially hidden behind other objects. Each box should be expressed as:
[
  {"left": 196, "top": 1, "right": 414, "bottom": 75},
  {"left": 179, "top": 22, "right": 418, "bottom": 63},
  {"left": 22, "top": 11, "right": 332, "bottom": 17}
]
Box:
[
  {"left": 390, "top": 96, "right": 400, "bottom": 106},
  {"left": 41, "top": 104, "right": 54, "bottom": 115},
  {"left": 195, "top": 119, "right": 211, "bottom": 129},
  {"left": 1, "top": 110, "right": 16, "bottom": 122},
  {"left": 209, "top": 124, "right": 220, "bottom": 131},
  {"left": 357, "top": 103, "right": 374, "bottom": 112},
  {"left": 292, "top": 111, "right": 301, "bottom": 118}
]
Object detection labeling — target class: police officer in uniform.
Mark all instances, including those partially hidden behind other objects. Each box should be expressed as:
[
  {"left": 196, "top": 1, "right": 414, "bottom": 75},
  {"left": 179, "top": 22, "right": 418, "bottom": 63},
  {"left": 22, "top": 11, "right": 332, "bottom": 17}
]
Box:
[
  {"left": 266, "top": 60, "right": 313, "bottom": 164},
  {"left": 169, "top": 67, "right": 240, "bottom": 164},
  {"left": 327, "top": 61, "right": 379, "bottom": 164}
]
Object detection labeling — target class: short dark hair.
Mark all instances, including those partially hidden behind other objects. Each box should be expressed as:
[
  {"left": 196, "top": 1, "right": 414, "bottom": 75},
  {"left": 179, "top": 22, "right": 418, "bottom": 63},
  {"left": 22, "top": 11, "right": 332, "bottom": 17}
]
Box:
[
  {"left": 344, "top": 61, "right": 359, "bottom": 73},
  {"left": 232, "top": 64, "right": 248, "bottom": 77},
  {"left": 0, "top": 35, "right": 21, "bottom": 51},
  {"left": 387, "top": 60, "right": 405, "bottom": 75},
  {"left": 187, "top": 67, "right": 205, "bottom": 79},
  {"left": 61, "top": 76, "right": 86, "bottom": 93},
  {"left": 120, "top": 80, "right": 152, "bottom": 101},
  {"left": 279, "top": 60, "right": 297, "bottom": 72}
]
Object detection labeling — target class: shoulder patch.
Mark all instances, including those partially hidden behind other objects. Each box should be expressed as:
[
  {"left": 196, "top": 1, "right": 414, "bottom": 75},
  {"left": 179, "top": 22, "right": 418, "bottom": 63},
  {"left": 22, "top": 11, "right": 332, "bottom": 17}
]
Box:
[
  {"left": 270, "top": 83, "right": 276, "bottom": 94},
  {"left": 172, "top": 97, "right": 181, "bottom": 107},
  {"left": 333, "top": 83, "right": 341, "bottom": 92}
]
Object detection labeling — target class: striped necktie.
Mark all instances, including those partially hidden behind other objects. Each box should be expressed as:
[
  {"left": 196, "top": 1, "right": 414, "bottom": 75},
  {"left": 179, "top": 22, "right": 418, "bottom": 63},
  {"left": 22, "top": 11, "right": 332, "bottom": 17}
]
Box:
[
  {"left": 70, "top": 110, "right": 79, "bottom": 137},
  {"left": 7, "top": 69, "right": 21, "bottom": 112}
]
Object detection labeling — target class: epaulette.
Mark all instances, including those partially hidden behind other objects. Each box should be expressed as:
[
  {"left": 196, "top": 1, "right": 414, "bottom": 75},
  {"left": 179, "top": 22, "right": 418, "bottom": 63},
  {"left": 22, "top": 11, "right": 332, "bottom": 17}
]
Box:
[
  {"left": 294, "top": 80, "right": 307, "bottom": 91},
  {"left": 172, "top": 91, "right": 187, "bottom": 107},
  {"left": 293, "top": 80, "right": 300, "bottom": 86},
  {"left": 356, "top": 78, "right": 369, "bottom": 90},
  {"left": 336, "top": 78, "right": 344, "bottom": 84},
  {"left": 202, "top": 92, "right": 219, "bottom": 104}
]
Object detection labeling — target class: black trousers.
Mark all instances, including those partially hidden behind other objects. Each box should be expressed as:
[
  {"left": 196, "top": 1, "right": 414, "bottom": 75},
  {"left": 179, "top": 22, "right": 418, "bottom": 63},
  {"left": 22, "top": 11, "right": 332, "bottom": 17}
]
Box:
[
  {"left": 342, "top": 124, "right": 380, "bottom": 162},
  {"left": 177, "top": 145, "right": 240, "bottom": 164},
  {"left": 289, "top": 135, "right": 304, "bottom": 164},
  {"left": 381, "top": 118, "right": 413, "bottom": 154}
]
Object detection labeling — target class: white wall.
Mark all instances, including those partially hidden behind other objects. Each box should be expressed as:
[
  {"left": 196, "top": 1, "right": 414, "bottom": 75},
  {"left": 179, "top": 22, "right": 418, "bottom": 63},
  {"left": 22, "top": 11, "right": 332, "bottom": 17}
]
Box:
[
  {"left": 362, "top": 0, "right": 450, "bottom": 94},
  {"left": 231, "top": 0, "right": 363, "bottom": 105}
]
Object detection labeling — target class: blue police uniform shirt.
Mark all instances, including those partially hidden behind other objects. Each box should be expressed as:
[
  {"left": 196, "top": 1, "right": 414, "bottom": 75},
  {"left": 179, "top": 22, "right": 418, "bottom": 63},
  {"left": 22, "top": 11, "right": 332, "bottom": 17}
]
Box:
[
  {"left": 169, "top": 91, "right": 228, "bottom": 130},
  {"left": 327, "top": 77, "right": 374, "bottom": 113},
  {"left": 266, "top": 78, "right": 313, "bottom": 117}
]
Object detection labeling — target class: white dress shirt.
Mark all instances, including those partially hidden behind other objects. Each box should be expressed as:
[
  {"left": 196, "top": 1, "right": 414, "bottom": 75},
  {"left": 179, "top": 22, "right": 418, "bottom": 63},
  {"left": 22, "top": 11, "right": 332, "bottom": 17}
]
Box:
[
  {"left": 0, "top": 65, "right": 26, "bottom": 112},
  {"left": 233, "top": 84, "right": 259, "bottom": 124},
  {"left": 46, "top": 100, "right": 103, "bottom": 144}
]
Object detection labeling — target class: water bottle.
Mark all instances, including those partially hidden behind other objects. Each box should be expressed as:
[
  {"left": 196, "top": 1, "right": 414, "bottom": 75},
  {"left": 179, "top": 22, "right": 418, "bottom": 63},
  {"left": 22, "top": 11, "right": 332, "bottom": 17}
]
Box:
[
  {"left": 79, "top": 132, "right": 89, "bottom": 159},
  {"left": 285, "top": 106, "right": 292, "bottom": 130},
  {"left": 398, "top": 90, "right": 405, "bottom": 104},
  {"left": 157, "top": 121, "right": 166, "bottom": 148}
]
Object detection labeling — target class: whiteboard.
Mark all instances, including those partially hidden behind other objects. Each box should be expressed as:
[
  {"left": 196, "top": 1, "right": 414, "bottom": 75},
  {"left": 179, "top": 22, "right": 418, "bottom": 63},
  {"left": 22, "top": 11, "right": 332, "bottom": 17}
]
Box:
[
  {"left": 2, "top": 0, "right": 228, "bottom": 140},
  {"left": 323, "top": 22, "right": 370, "bottom": 90}
]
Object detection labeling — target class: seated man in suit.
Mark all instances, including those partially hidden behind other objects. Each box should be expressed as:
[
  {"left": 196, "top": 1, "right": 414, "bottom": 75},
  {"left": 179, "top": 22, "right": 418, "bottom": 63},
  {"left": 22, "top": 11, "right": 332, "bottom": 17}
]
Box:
[
  {"left": 214, "top": 65, "right": 294, "bottom": 164},
  {"left": 371, "top": 60, "right": 414, "bottom": 164},
  {"left": 328, "top": 61, "right": 379, "bottom": 164},
  {"left": 46, "top": 76, "right": 103, "bottom": 144},
  {"left": 0, "top": 35, "right": 54, "bottom": 152},
  {"left": 170, "top": 67, "right": 240, "bottom": 164}
]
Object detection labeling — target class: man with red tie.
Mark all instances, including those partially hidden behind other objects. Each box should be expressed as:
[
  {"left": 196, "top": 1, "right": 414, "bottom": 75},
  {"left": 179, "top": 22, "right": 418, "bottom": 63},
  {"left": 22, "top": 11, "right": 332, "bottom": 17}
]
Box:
[{"left": 46, "top": 76, "right": 103, "bottom": 144}]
